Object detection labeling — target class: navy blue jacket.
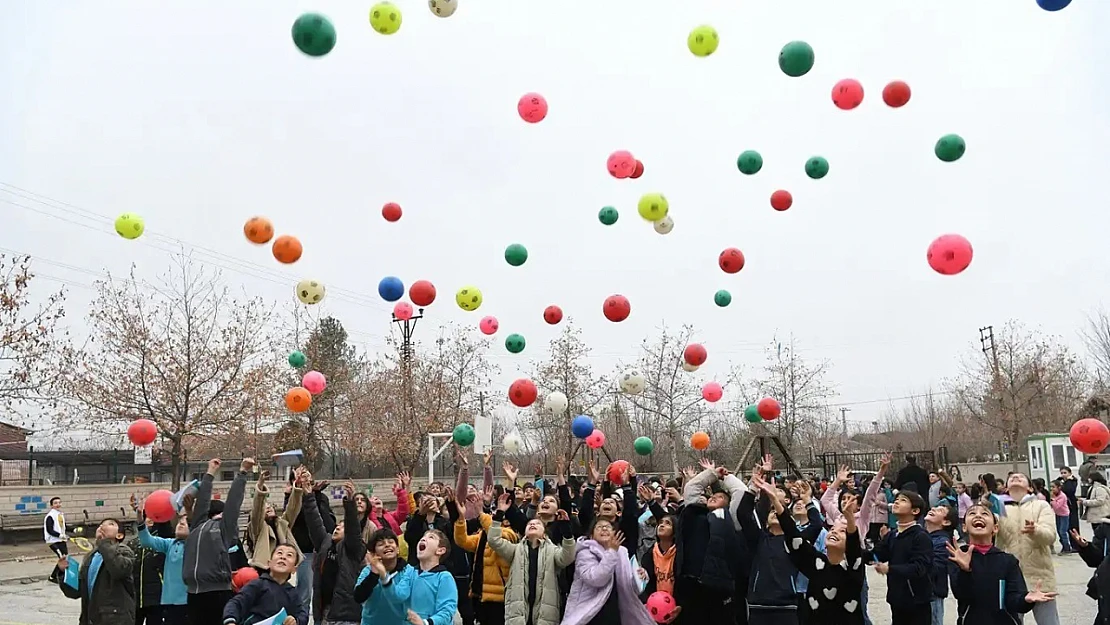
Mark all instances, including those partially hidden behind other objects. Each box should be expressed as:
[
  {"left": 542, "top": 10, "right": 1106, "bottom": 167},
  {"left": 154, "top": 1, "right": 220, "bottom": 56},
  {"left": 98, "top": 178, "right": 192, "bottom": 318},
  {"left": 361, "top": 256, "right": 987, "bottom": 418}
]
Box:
[
  {"left": 873, "top": 524, "right": 932, "bottom": 607},
  {"left": 948, "top": 546, "right": 1034, "bottom": 625},
  {"left": 221, "top": 573, "right": 308, "bottom": 625}
]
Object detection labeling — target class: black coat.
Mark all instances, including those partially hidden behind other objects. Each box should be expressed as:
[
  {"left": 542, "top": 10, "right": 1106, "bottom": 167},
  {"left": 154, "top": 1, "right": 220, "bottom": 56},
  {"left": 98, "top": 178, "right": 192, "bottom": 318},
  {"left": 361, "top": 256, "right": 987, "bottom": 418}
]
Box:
[
  {"left": 894, "top": 465, "right": 930, "bottom": 494},
  {"left": 737, "top": 491, "right": 797, "bottom": 610},
  {"left": 128, "top": 535, "right": 165, "bottom": 610},
  {"left": 949, "top": 546, "right": 1033, "bottom": 625},
  {"left": 222, "top": 573, "right": 308, "bottom": 625},
  {"left": 872, "top": 524, "right": 933, "bottom": 608},
  {"left": 288, "top": 489, "right": 336, "bottom": 554},
  {"left": 1076, "top": 523, "right": 1110, "bottom": 624},
  {"left": 304, "top": 493, "right": 364, "bottom": 623},
  {"left": 58, "top": 538, "right": 136, "bottom": 625}
]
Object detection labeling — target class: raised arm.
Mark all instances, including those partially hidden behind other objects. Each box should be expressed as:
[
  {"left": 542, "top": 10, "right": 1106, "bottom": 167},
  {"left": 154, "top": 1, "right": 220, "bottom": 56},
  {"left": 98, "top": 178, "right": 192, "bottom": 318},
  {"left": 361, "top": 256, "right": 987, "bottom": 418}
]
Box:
[
  {"left": 859, "top": 454, "right": 891, "bottom": 530},
  {"left": 96, "top": 538, "right": 135, "bottom": 580},
  {"left": 221, "top": 460, "right": 253, "bottom": 545},
  {"left": 487, "top": 514, "right": 516, "bottom": 563},
  {"left": 248, "top": 472, "right": 269, "bottom": 541},
  {"left": 283, "top": 483, "right": 304, "bottom": 526},
  {"left": 683, "top": 467, "right": 718, "bottom": 505},
  {"left": 342, "top": 481, "right": 364, "bottom": 554},
  {"left": 190, "top": 459, "right": 220, "bottom": 526}
]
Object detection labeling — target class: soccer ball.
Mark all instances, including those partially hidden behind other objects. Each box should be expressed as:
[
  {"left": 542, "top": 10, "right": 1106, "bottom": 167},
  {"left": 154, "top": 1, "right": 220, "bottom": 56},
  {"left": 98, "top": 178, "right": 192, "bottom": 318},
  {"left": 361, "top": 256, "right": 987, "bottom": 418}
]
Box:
[
  {"left": 455, "top": 286, "right": 482, "bottom": 311},
  {"left": 369, "top": 2, "right": 402, "bottom": 35},
  {"left": 652, "top": 216, "right": 674, "bottom": 235},
  {"left": 619, "top": 370, "right": 646, "bottom": 395},
  {"left": 295, "top": 279, "right": 326, "bottom": 305},
  {"left": 429, "top": 0, "right": 457, "bottom": 18}
]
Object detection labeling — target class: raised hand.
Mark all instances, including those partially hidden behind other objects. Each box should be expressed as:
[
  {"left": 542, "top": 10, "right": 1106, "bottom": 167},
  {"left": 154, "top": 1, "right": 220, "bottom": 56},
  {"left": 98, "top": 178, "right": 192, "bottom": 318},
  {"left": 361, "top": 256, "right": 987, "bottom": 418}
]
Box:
[
  {"left": 946, "top": 539, "right": 971, "bottom": 571},
  {"left": 699, "top": 458, "right": 717, "bottom": 472},
  {"left": 1025, "top": 582, "right": 1057, "bottom": 603},
  {"left": 398, "top": 471, "right": 411, "bottom": 490},
  {"left": 483, "top": 485, "right": 494, "bottom": 506},
  {"left": 836, "top": 464, "right": 851, "bottom": 484},
  {"left": 456, "top": 449, "right": 469, "bottom": 467},
  {"left": 760, "top": 454, "right": 773, "bottom": 473},
  {"left": 342, "top": 479, "right": 356, "bottom": 500},
  {"left": 256, "top": 470, "right": 270, "bottom": 491},
  {"left": 1070, "top": 529, "right": 1089, "bottom": 548},
  {"left": 240, "top": 457, "right": 256, "bottom": 473},
  {"left": 556, "top": 509, "right": 569, "bottom": 522},
  {"left": 207, "top": 458, "right": 221, "bottom": 475},
  {"left": 638, "top": 484, "right": 655, "bottom": 503},
  {"left": 879, "top": 452, "right": 892, "bottom": 472},
  {"left": 496, "top": 494, "right": 511, "bottom": 513},
  {"left": 587, "top": 460, "right": 599, "bottom": 484},
  {"left": 681, "top": 466, "right": 696, "bottom": 479},
  {"left": 483, "top": 449, "right": 493, "bottom": 466},
  {"left": 503, "top": 462, "right": 518, "bottom": 483},
  {"left": 842, "top": 495, "right": 859, "bottom": 518},
  {"left": 610, "top": 530, "right": 625, "bottom": 551}
]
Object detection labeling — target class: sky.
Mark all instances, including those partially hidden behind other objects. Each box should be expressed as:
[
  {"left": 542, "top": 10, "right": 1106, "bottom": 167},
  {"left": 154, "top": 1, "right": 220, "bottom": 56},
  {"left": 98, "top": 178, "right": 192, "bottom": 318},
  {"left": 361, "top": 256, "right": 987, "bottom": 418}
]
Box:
[{"left": 2, "top": 0, "right": 1108, "bottom": 431}]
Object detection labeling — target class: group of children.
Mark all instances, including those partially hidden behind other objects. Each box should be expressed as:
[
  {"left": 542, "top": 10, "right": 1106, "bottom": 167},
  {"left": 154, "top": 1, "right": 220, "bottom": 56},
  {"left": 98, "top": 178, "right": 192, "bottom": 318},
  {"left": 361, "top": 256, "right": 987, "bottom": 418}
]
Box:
[{"left": 50, "top": 450, "right": 1106, "bottom": 625}]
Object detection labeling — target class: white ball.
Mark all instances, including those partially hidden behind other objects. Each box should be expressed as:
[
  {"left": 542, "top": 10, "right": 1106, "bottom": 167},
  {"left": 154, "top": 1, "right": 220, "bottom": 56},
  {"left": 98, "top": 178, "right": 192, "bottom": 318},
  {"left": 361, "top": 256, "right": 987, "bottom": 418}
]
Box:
[
  {"left": 296, "top": 279, "right": 326, "bottom": 305},
  {"left": 653, "top": 216, "right": 674, "bottom": 235},
  {"left": 544, "top": 391, "right": 568, "bottom": 415},
  {"left": 428, "top": 0, "right": 457, "bottom": 17},
  {"left": 502, "top": 433, "right": 522, "bottom": 454},
  {"left": 681, "top": 361, "right": 699, "bottom": 372},
  {"left": 619, "top": 369, "right": 646, "bottom": 394}
]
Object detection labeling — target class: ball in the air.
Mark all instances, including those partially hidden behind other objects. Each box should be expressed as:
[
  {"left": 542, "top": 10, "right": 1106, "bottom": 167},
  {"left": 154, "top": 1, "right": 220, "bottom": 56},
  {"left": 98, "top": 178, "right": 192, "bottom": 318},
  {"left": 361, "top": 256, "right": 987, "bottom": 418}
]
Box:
[
  {"left": 619, "top": 369, "right": 646, "bottom": 395},
  {"left": 882, "top": 81, "right": 911, "bottom": 108},
  {"left": 736, "top": 150, "right": 763, "bottom": 175},
  {"left": 288, "top": 351, "right": 306, "bottom": 368},
  {"left": 502, "top": 433, "right": 523, "bottom": 454},
  {"left": 607, "top": 150, "right": 637, "bottom": 179},
  {"left": 518, "top": 93, "right": 548, "bottom": 124},
  {"left": 598, "top": 206, "right": 619, "bottom": 226},
  {"left": 1037, "top": 0, "right": 1071, "bottom": 11},
  {"left": 719, "top": 248, "right": 745, "bottom": 274},
  {"left": 603, "top": 294, "right": 631, "bottom": 322},
  {"left": 296, "top": 279, "right": 326, "bottom": 305},
  {"left": 453, "top": 423, "right": 476, "bottom": 446},
  {"left": 543, "top": 305, "right": 563, "bottom": 325},
  {"left": 687, "top": 25, "right": 719, "bottom": 57},
  {"left": 637, "top": 193, "right": 669, "bottom": 222},
  {"left": 369, "top": 2, "right": 402, "bottom": 35},
  {"left": 653, "top": 216, "right": 674, "bottom": 235},
  {"left": 571, "top": 415, "right": 595, "bottom": 439},
  {"left": 770, "top": 190, "right": 793, "bottom": 212},
  {"left": 428, "top": 0, "right": 458, "bottom": 18},
  {"left": 935, "top": 134, "right": 966, "bottom": 162},
  {"left": 127, "top": 419, "right": 157, "bottom": 447},
  {"left": 504, "top": 243, "right": 528, "bottom": 267},
  {"left": 633, "top": 436, "right": 654, "bottom": 456},
  {"left": 832, "top": 79, "right": 864, "bottom": 110},
  {"left": 714, "top": 289, "right": 732, "bottom": 307},
  {"left": 744, "top": 404, "right": 761, "bottom": 423},
  {"left": 545, "top": 391, "right": 568, "bottom": 415},
  {"left": 681, "top": 361, "right": 699, "bottom": 373},
  {"left": 456, "top": 286, "right": 482, "bottom": 311},
  {"left": 505, "top": 333, "right": 526, "bottom": 354},
  {"left": 378, "top": 276, "right": 405, "bottom": 302},
  {"left": 1070, "top": 418, "right": 1108, "bottom": 454},
  {"left": 509, "top": 378, "right": 538, "bottom": 408},
  {"left": 381, "top": 202, "right": 402, "bottom": 222},
  {"left": 805, "top": 156, "right": 829, "bottom": 180},
  {"left": 778, "top": 41, "right": 814, "bottom": 77},
  {"left": 292, "top": 13, "right": 336, "bottom": 57},
  {"left": 684, "top": 343, "right": 707, "bottom": 366},
  {"left": 479, "top": 315, "right": 498, "bottom": 335},
  {"left": 926, "top": 234, "right": 973, "bottom": 276},
  {"left": 115, "top": 213, "right": 145, "bottom": 240}
]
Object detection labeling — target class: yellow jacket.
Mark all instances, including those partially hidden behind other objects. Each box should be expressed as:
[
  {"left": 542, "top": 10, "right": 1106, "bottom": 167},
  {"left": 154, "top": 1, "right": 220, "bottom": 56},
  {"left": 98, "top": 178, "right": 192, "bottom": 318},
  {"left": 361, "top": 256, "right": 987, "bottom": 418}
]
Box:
[{"left": 455, "top": 513, "right": 518, "bottom": 603}]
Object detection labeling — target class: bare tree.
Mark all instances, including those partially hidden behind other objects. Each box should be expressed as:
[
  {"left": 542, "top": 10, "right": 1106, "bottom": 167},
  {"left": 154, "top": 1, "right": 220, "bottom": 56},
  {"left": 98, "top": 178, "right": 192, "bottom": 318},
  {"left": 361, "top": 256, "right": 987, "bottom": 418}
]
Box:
[
  {"left": 745, "top": 335, "right": 838, "bottom": 449},
  {"left": 878, "top": 389, "right": 964, "bottom": 453},
  {"left": 0, "top": 254, "right": 69, "bottom": 412},
  {"left": 56, "top": 255, "right": 281, "bottom": 489},
  {"left": 1081, "top": 307, "right": 1110, "bottom": 392}
]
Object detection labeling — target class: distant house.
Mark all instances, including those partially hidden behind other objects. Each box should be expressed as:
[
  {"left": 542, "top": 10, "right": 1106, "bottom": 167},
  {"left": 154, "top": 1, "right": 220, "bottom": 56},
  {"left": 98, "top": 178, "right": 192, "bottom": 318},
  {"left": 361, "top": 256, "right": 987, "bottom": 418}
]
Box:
[{"left": 0, "top": 419, "right": 32, "bottom": 485}]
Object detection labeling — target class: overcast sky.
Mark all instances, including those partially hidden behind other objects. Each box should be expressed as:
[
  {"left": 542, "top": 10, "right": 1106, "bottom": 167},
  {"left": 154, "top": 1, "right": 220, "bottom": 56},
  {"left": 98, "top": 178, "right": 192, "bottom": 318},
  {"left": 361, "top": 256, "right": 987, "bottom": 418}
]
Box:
[{"left": 2, "top": 0, "right": 1107, "bottom": 429}]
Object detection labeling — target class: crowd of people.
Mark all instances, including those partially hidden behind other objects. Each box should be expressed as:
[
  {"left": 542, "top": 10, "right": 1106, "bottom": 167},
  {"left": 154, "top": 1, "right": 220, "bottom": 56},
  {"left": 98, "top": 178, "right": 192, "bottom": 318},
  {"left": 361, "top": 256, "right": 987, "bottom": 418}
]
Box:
[{"left": 42, "top": 450, "right": 1110, "bottom": 625}]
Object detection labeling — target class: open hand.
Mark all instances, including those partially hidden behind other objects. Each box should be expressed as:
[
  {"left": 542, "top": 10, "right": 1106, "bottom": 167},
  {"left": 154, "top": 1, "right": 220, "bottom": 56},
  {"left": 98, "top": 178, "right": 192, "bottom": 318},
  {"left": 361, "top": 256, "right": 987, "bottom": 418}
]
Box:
[
  {"left": 342, "top": 480, "right": 356, "bottom": 500},
  {"left": 1025, "top": 582, "right": 1057, "bottom": 603},
  {"left": 946, "top": 540, "right": 971, "bottom": 572},
  {"left": 1070, "top": 529, "right": 1089, "bottom": 548},
  {"left": 496, "top": 494, "right": 511, "bottom": 513},
  {"left": 503, "top": 462, "right": 518, "bottom": 483},
  {"left": 609, "top": 530, "right": 625, "bottom": 551},
  {"left": 240, "top": 457, "right": 256, "bottom": 473},
  {"left": 407, "top": 609, "right": 423, "bottom": 625},
  {"left": 556, "top": 509, "right": 569, "bottom": 522}
]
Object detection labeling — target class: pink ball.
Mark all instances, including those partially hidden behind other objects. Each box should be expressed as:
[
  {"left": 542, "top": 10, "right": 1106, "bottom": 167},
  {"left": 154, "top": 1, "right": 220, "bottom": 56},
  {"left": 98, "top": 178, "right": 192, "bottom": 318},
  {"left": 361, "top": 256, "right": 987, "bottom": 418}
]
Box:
[
  {"left": 145, "top": 489, "right": 175, "bottom": 523},
  {"left": 302, "top": 370, "right": 327, "bottom": 395},
  {"left": 518, "top": 93, "right": 548, "bottom": 123},
  {"left": 393, "top": 302, "right": 414, "bottom": 321},
  {"left": 607, "top": 150, "right": 636, "bottom": 179},
  {"left": 646, "top": 591, "right": 677, "bottom": 623},
  {"left": 926, "top": 234, "right": 973, "bottom": 276},
  {"left": 586, "top": 429, "right": 606, "bottom": 449},
  {"left": 832, "top": 78, "right": 864, "bottom": 110},
  {"left": 479, "top": 315, "right": 499, "bottom": 335},
  {"left": 702, "top": 382, "right": 723, "bottom": 403}
]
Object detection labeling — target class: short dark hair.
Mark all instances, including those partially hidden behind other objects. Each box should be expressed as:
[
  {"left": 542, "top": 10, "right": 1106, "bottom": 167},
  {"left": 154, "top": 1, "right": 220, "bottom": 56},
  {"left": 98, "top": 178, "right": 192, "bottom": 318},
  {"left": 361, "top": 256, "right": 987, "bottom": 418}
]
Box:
[
  {"left": 368, "top": 528, "right": 398, "bottom": 553},
  {"left": 905, "top": 455, "right": 916, "bottom": 464},
  {"left": 897, "top": 490, "right": 927, "bottom": 516},
  {"left": 49, "top": 497, "right": 61, "bottom": 506}
]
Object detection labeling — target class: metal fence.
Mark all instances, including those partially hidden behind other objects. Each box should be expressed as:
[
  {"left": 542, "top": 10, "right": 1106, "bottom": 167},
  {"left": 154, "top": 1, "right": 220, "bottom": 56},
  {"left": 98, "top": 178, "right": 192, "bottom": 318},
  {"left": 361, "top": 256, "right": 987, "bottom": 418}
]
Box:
[{"left": 816, "top": 450, "right": 937, "bottom": 480}]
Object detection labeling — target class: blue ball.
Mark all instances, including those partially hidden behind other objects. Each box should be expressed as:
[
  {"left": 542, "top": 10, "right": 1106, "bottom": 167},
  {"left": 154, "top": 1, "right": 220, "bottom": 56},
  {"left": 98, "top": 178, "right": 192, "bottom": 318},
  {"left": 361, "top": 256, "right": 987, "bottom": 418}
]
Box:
[
  {"left": 571, "top": 415, "right": 595, "bottom": 439},
  {"left": 378, "top": 276, "right": 405, "bottom": 302},
  {"left": 1036, "top": 0, "right": 1070, "bottom": 10}
]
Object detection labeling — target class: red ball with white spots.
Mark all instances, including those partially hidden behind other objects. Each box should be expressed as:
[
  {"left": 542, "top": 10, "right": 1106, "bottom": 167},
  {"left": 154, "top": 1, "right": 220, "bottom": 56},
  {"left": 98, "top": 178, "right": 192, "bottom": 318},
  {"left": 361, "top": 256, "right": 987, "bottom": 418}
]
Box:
[
  {"left": 926, "top": 234, "right": 973, "bottom": 275},
  {"left": 719, "top": 248, "right": 745, "bottom": 274}
]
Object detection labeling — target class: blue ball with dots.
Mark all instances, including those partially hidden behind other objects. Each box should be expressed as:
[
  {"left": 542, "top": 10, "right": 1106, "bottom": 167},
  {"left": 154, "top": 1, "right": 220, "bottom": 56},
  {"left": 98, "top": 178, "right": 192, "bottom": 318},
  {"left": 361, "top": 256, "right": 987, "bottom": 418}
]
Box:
[
  {"left": 571, "top": 415, "right": 595, "bottom": 439},
  {"left": 1036, "top": 0, "right": 1070, "bottom": 10},
  {"left": 378, "top": 276, "right": 405, "bottom": 302}
]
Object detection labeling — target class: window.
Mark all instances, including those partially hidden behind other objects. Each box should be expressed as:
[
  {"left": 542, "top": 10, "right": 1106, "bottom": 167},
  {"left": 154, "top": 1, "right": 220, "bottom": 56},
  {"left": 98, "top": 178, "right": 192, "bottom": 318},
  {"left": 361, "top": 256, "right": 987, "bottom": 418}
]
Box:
[
  {"left": 1052, "top": 444, "right": 1066, "bottom": 471},
  {"left": 1029, "top": 444, "right": 1043, "bottom": 471},
  {"left": 221, "top": 471, "right": 234, "bottom": 481},
  {"left": 1068, "top": 446, "right": 1079, "bottom": 466}
]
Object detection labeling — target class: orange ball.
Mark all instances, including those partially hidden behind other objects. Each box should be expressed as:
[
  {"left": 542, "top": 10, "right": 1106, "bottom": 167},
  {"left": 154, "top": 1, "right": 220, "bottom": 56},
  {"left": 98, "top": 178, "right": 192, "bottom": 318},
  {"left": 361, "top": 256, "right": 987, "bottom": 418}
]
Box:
[
  {"left": 690, "top": 431, "right": 710, "bottom": 451},
  {"left": 243, "top": 217, "right": 274, "bottom": 244},
  {"left": 232, "top": 567, "right": 259, "bottom": 591},
  {"left": 285, "top": 387, "right": 312, "bottom": 413},
  {"left": 272, "top": 235, "right": 303, "bottom": 264}
]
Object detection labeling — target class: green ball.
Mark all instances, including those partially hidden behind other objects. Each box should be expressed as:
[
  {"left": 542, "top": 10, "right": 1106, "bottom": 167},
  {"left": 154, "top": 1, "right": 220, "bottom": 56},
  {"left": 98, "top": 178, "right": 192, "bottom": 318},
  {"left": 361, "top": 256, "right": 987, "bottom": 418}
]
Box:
[
  {"left": 504, "top": 243, "right": 528, "bottom": 267},
  {"left": 453, "top": 423, "right": 476, "bottom": 446},
  {"left": 714, "top": 290, "right": 732, "bottom": 307},
  {"left": 935, "top": 134, "right": 966, "bottom": 162},
  {"left": 292, "top": 13, "right": 337, "bottom": 57},
  {"left": 505, "top": 333, "right": 526, "bottom": 354},
  {"left": 598, "top": 206, "right": 619, "bottom": 226},
  {"left": 633, "top": 436, "right": 654, "bottom": 456},
  {"left": 744, "top": 404, "right": 762, "bottom": 423},
  {"left": 805, "top": 156, "right": 829, "bottom": 180},
  {"left": 778, "top": 41, "right": 815, "bottom": 77},
  {"left": 288, "top": 351, "right": 306, "bottom": 368},
  {"left": 737, "top": 150, "right": 763, "bottom": 175}
]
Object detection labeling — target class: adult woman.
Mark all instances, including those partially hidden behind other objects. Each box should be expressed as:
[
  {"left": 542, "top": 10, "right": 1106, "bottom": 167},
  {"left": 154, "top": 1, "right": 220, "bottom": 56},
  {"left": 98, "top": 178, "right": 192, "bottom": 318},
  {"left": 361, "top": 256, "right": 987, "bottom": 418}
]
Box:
[{"left": 1081, "top": 471, "right": 1110, "bottom": 533}]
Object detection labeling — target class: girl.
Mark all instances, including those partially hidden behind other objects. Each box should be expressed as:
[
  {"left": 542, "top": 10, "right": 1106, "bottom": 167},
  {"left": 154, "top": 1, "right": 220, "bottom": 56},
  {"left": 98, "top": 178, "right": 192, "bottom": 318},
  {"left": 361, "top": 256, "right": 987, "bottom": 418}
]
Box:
[
  {"left": 946, "top": 503, "right": 1056, "bottom": 624},
  {"left": 1082, "top": 471, "right": 1110, "bottom": 533},
  {"left": 247, "top": 470, "right": 303, "bottom": 571},
  {"left": 954, "top": 483, "right": 972, "bottom": 544},
  {"left": 639, "top": 515, "right": 677, "bottom": 603},
  {"left": 739, "top": 465, "right": 800, "bottom": 625},
  {"left": 561, "top": 518, "right": 654, "bottom": 625},
  {"left": 1049, "top": 481, "right": 1072, "bottom": 553}
]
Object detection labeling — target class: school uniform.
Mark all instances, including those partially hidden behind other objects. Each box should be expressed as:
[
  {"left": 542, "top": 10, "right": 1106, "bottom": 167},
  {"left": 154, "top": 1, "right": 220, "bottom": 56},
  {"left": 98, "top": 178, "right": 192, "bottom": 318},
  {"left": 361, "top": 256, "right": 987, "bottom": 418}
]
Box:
[
  {"left": 777, "top": 511, "right": 865, "bottom": 625},
  {"left": 948, "top": 545, "right": 1035, "bottom": 625},
  {"left": 872, "top": 524, "right": 933, "bottom": 625}
]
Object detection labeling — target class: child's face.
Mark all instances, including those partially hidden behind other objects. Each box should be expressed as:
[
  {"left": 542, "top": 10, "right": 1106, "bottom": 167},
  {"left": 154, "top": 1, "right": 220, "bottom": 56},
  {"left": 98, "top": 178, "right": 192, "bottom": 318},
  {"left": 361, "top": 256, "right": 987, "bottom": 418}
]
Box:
[
  {"left": 826, "top": 522, "right": 847, "bottom": 550},
  {"left": 417, "top": 532, "right": 445, "bottom": 561},
  {"left": 598, "top": 498, "right": 618, "bottom": 518},
  {"left": 374, "top": 537, "right": 398, "bottom": 560},
  {"left": 892, "top": 494, "right": 915, "bottom": 516},
  {"left": 539, "top": 495, "right": 558, "bottom": 515},
  {"left": 354, "top": 494, "right": 369, "bottom": 514},
  {"left": 1051, "top": 484, "right": 1061, "bottom": 495},
  {"left": 592, "top": 520, "right": 614, "bottom": 543},
  {"left": 525, "top": 519, "right": 545, "bottom": 540},
  {"left": 925, "top": 505, "right": 950, "bottom": 527},
  {"left": 955, "top": 483, "right": 965, "bottom": 494},
  {"left": 264, "top": 503, "right": 277, "bottom": 521},
  {"left": 174, "top": 517, "right": 189, "bottom": 539},
  {"left": 332, "top": 521, "right": 345, "bottom": 543},
  {"left": 270, "top": 545, "right": 298, "bottom": 574},
  {"left": 96, "top": 520, "right": 122, "bottom": 541},
  {"left": 657, "top": 517, "right": 674, "bottom": 539},
  {"left": 964, "top": 506, "right": 997, "bottom": 540}
]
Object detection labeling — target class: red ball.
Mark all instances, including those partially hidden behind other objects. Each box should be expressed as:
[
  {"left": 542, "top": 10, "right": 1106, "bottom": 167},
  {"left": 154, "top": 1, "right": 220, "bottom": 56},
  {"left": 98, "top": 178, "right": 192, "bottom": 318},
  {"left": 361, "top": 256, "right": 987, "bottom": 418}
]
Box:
[
  {"left": 770, "top": 190, "right": 793, "bottom": 212},
  {"left": 646, "top": 591, "right": 677, "bottom": 623},
  {"left": 1070, "top": 418, "right": 1109, "bottom": 454},
  {"left": 144, "top": 489, "right": 175, "bottom": 523},
  {"left": 232, "top": 567, "right": 260, "bottom": 592},
  {"left": 719, "top": 247, "right": 745, "bottom": 274},
  {"left": 127, "top": 418, "right": 157, "bottom": 446},
  {"left": 926, "top": 234, "right": 973, "bottom": 276},
  {"left": 683, "top": 343, "right": 707, "bottom": 366},
  {"left": 381, "top": 202, "right": 403, "bottom": 222},
  {"left": 409, "top": 280, "right": 436, "bottom": 306},
  {"left": 630, "top": 160, "right": 644, "bottom": 179},
  {"left": 543, "top": 305, "right": 563, "bottom": 325},
  {"left": 508, "top": 378, "right": 538, "bottom": 408},
  {"left": 757, "top": 397, "right": 781, "bottom": 420},
  {"left": 832, "top": 78, "right": 864, "bottom": 110},
  {"left": 606, "top": 460, "right": 630, "bottom": 484},
  {"left": 882, "top": 80, "right": 911, "bottom": 108},
  {"left": 603, "top": 295, "right": 630, "bottom": 322}
]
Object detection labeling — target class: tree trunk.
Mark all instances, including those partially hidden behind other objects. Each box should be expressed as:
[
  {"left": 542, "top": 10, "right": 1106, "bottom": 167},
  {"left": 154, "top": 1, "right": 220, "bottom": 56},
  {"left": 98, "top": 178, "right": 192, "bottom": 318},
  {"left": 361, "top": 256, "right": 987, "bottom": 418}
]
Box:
[{"left": 170, "top": 436, "right": 183, "bottom": 491}]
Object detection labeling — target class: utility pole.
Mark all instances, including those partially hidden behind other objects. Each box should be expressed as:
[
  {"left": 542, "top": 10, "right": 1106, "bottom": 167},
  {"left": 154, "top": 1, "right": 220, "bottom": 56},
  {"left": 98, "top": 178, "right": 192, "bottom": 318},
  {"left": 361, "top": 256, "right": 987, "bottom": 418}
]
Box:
[
  {"left": 478, "top": 391, "right": 486, "bottom": 418},
  {"left": 393, "top": 308, "right": 425, "bottom": 445},
  {"left": 980, "top": 325, "right": 1016, "bottom": 470},
  {"left": 840, "top": 407, "right": 850, "bottom": 444}
]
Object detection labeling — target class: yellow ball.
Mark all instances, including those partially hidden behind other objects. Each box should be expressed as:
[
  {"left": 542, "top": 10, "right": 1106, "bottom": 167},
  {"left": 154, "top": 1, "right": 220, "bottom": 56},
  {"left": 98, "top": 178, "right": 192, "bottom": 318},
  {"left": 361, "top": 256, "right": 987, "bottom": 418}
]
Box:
[
  {"left": 114, "top": 213, "right": 144, "bottom": 240},
  {"left": 637, "top": 193, "right": 669, "bottom": 222},
  {"left": 370, "top": 2, "right": 402, "bottom": 35},
  {"left": 455, "top": 286, "right": 482, "bottom": 312},
  {"left": 687, "top": 25, "right": 719, "bottom": 57},
  {"left": 295, "top": 279, "right": 326, "bottom": 305}
]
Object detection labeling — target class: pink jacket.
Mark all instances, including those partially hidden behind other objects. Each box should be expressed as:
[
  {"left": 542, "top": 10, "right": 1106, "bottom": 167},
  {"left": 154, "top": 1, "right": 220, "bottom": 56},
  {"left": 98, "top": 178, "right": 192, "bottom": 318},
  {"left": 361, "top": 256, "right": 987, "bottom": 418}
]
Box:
[
  {"left": 1050, "top": 491, "right": 1070, "bottom": 517},
  {"left": 820, "top": 468, "right": 884, "bottom": 547},
  {"left": 369, "top": 488, "right": 410, "bottom": 534}
]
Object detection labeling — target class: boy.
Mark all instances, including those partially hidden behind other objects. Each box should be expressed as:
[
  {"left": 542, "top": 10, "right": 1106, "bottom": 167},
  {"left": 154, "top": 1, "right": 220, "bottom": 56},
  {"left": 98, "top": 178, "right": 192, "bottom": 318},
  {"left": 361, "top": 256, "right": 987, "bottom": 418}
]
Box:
[
  {"left": 355, "top": 528, "right": 413, "bottom": 624},
  {"left": 222, "top": 544, "right": 307, "bottom": 625},
  {"left": 383, "top": 529, "right": 458, "bottom": 625},
  {"left": 307, "top": 479, "right": 366, "bottom": 624},
  {"left": 138, "top": 507, "right": 190, "bottom": 625},
  {"left": 56, "top": 517, "right": 136, "bottom": 625},
  {"left": 923, "top": 503, "right": 956, "bottom": 625},
  {"left": 873, "top": 490, "right": 933, "bottom": 625},
  {"left": 44, "top": 496, "right": 67, "bottom": 583},
  {"left": 946, "top": 503, "right": 1055, "bottom": 624}
]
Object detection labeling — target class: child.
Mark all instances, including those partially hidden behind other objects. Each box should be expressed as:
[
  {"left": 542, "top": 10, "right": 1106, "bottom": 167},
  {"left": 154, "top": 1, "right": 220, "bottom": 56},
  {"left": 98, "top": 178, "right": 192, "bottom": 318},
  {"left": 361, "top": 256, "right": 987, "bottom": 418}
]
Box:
[
  {"left": 1068, "top": 525, "right": 1110, "bottom": 623},
  {"left": 487, "top": 495, "right": 575, "bottom": 625},
  {"left": 303, "top": 478, "right": 366, "bottom": 624},
  {"left": 222, "top": 544, "right": 307, "bottom": 625},
  {"left": 994, "top": 472, "right": 1058, "bottom": 625},
  {"left": 561, "top": 517, "right": 654, "bottom": 625},
  {"left": 453, "top": 495, "right": 518, "bottom": 625},
  {"left": 872, "top": 490, "right": 933, "bottom": 625},
  {"left": 247, "top": 469, "right": 303, "bottom": 571},
  {"left": 955, "top": 483, "right": 973, "bottom": 543},
  {"left": 129, "top": 497, "right": 169, "bottom": 625},
  {"left": 355, "top": 528, "right": 412, "bottom": 625},
  {"left": 923, "top": 503, "right": 956, "bottom": 625},
  {"left": 738, "top": 465, "right": 800, "bottom": 625},
  {"left": 1049, "top": 481, "right": 1072, "bottom": 553},
  {"left": 382, "top": 529, "right": 459, "bottom": 625},
  {"left": 755, "top": 475, "right": 864, "bottom": 625},
  {"left": 138, "top": 509, "right": 190, "bottom": 625},
  {"left": 56, "top": 517, "right": 136, "bottom": 625},
  {"left": 946, "top": 503, "right": 1056, "bottom": 624}
]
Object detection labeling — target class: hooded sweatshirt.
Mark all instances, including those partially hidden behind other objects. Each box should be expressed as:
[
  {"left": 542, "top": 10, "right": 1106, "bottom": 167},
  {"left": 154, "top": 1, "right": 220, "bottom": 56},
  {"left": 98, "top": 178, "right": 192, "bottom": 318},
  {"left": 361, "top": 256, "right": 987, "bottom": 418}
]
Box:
[
  {"left": 737, "top": 490, "right": 797, "bottom": 610},
  {"left": 948, "top": 545, "right": 1034, "bottom": 625},
  {"left": 183, "top": 471, "right": 248, "bottom": 595}
]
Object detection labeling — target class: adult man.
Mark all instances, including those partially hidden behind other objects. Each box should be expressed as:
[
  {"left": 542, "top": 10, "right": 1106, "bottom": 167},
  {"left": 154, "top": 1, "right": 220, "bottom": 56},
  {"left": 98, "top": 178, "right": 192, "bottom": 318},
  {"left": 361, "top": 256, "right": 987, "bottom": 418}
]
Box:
[
  {"left": 44, "top": 496, "right": 67, "bottom": 583},
  {"left": 996, "top": 473, "right": 1059, "bottom": 625},
  {"left": 894, "top": 455, "right": 929, "bottom": 494}
]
